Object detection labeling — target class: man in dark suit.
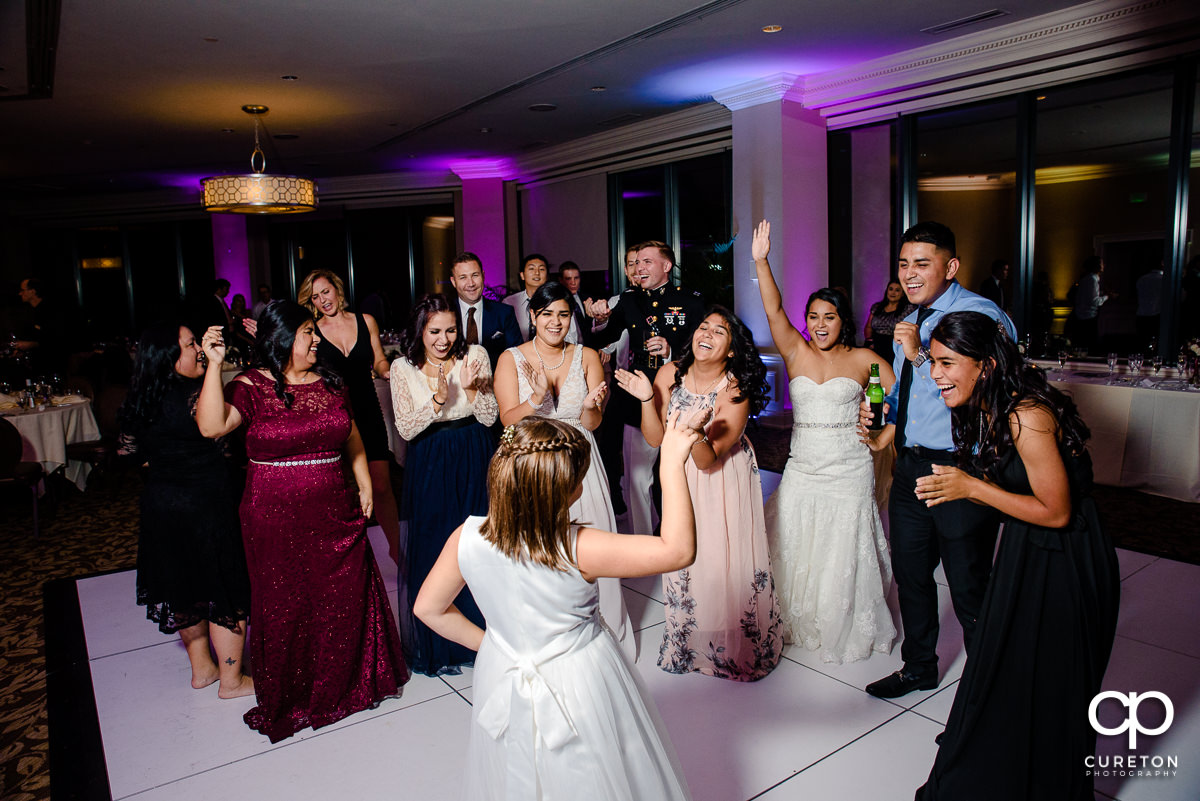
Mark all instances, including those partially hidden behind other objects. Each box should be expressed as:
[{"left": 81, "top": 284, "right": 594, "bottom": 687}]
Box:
[
  {"left": 449, "top": 252, "right": 521, "bottom": 368},
  {"left": 976, "top": 259, "right": 1008, "bottom": 310},
  {"left": 590, "top": 240, "right": 705, "bottom": 535},
  {"left": 559, "top": 261, "right": 596, "bottom": 348}
]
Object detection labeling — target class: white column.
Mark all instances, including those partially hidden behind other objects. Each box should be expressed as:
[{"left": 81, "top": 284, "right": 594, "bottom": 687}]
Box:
[
  {"left": 713, "top": 74, "right": 829, "bottom": 350},
  {"left": 452, "top": 160, "right": 514, "bottom": 290}
]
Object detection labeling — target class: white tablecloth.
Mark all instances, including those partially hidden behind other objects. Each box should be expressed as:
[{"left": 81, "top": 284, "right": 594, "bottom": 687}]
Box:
[
  {"left": 375, "top": 377, "right": 405, "bottom": 467},
  {"left": 1047, "top": 365, "right": 1200, "bottom": 502},
  {"left": 3, "top": 400, "right": 101, "bottom": 490}
]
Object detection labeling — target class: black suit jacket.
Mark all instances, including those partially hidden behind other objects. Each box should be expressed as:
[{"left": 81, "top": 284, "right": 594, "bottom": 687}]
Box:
[{"left": 458, "top": 298, "right": 522, "bottom": 368}]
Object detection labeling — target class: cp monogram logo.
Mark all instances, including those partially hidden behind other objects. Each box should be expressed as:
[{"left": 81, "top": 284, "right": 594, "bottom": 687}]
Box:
[{"left": 1088, "top": 691, "right": 1174, "bottom": 749}]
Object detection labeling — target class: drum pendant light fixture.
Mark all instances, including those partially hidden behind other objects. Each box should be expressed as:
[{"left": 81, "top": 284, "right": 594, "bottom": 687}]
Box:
[{"left": 202, "top": 105, "right": 317, "bottom": 214}]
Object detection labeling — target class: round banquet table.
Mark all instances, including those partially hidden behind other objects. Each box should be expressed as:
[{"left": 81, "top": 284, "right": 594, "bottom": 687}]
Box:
[{"left": 2, "top": 398, "right": 101, "bottom": 490}]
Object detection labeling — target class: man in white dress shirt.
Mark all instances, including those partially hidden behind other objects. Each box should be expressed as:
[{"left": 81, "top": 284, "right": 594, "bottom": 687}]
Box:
[{"left": 503, "top": 254, "right": 582, "bottom": 344}]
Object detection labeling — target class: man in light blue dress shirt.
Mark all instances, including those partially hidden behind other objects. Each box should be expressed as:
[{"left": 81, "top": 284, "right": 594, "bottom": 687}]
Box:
[{"left": 865, "top": 222, "right": 1016, "bottom": 701}]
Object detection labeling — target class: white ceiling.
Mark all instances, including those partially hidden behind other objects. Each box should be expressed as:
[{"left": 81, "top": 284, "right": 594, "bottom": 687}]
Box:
[{"left": 0, "top": 0, "right": 1127, "bottom": 198}]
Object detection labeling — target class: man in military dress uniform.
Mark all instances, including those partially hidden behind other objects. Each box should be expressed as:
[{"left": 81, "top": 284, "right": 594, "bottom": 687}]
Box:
[{"left": 591, "top": 240, "right": 705, "bottom": 534}]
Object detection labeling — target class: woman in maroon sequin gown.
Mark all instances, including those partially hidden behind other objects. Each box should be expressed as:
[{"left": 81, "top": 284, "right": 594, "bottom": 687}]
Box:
[{"left": 197, "top": 301, "right": 408, "bottom": 743}]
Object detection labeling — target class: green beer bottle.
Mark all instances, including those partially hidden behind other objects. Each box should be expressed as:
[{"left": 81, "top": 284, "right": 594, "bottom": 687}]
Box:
[{"left": 867, "top": 363, "right": 885, "bottom": 430}]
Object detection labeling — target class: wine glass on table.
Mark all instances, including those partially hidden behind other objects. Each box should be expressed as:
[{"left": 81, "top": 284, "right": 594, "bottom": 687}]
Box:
[
  {"left": 1128, "top": 353, "right": 1143, "bottom": 379},
  {"left": 1178, "top": 350, "right": 1189, "bottom": 377},
  {"left": 1057, "top": 350, "right": 1068, "bottom": 375},
  {"left": 1107, "top": 352, "right": 1118, "bottom": 376},
  {"left": 1152, "top": 354, "right": 1163, "bottom": 377}
]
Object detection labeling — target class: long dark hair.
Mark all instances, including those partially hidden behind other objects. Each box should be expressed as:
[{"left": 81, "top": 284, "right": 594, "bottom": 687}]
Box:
[
  {"left": 255, "top": 300, "right": 342, "bottom": 409},
  {"left": 806, "top": 287, "right": 856, "bottom": 347},
  {"left": 931, "top": 311, "right": 1089, "bottom": 477},
  {"left": 119, "top": 321, "right": 187, "bottom": 433},
  {"left": 399, "top": 293, "right": 467, "bottom": 368},
  {"left": 671, "top": 305, "right": 769, "bottom": 417}
]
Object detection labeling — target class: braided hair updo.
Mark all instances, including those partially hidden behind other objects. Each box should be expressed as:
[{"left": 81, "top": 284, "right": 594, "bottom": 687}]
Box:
[{"left": 480, "top": 418, "right": 591, "bottom": 570}]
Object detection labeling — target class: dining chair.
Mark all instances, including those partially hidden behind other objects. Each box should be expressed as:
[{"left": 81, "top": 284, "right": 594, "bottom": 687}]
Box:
[{"left": 0, "top": 416, "right": 46, "bottom": 537}]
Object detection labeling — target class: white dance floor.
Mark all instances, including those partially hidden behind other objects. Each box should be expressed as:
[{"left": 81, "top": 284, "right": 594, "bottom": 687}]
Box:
[{"left": 61, "top": 499, "right": 1200, "bottom": 800}]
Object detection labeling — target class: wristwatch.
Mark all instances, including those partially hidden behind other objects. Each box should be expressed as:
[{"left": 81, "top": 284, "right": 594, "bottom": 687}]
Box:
[{"left": 911, "top": 346, "right": 931, "bottom": 369}]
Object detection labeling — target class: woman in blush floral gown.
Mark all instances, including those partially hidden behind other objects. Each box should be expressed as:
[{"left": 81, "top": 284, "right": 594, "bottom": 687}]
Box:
[
  {"left": 197, "top": 301, "right": 407, "bottom": 743},
  {"left": 617, "top": 305, "right": 782, "bottom": 681}
]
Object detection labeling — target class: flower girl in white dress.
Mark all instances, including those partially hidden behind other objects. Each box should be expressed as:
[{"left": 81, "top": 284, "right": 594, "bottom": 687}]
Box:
[{"left": 414, "top": 415, "right": 700, "bottom": 801}]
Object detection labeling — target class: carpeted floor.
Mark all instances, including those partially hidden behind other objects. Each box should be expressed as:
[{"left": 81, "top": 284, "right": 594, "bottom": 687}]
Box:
[{"left": 1, "top": 447, "right": 1196, "bottom": 801}]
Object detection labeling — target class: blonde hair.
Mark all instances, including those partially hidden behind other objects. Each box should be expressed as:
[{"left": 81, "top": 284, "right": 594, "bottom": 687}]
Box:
[
  {"left": 297, "top": 269, "right": 348, "bottom": 317},
  {"left": 480, "top": 418, "right": 591, "bottom": 570}
]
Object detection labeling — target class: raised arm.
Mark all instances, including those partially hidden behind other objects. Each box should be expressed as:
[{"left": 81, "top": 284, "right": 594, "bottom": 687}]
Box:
[
  {"left": 576, "top": 413, "right": 699, "bottom": 578},
  {"left": 195, "top": 326, "right": 243, "bottom": 438},
  {"left": 752, "top": 221, "right": 805, "bottom": 361},
  {"left": 579, "top": 347, "right": 607, "bottom": 431}
]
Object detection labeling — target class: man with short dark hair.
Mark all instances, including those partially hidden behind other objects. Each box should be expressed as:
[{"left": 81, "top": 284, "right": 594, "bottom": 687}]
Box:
[
  {"left": 251, "top": 283, "right": 272, "bottom": 319},
  {"left": 977, "top": 259, "right": 1008, "bottom": 310},
  {"left": 864, "top": 221, "right": 1016, "bottom": 701},
  {"left": 14, "top": 278, "right": 68, "bottom": 372},
  {"left": 449, "top": 252, "right": 521, "bottom": 368},
  {"left": 559, "top": 261, "right": 596, "bottom": 348}
]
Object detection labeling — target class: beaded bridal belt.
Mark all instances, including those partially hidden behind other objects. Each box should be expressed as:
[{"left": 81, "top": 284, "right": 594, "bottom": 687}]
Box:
[
  {"left": 793, "top": 422, "right": 857, "bottom": 429},
  {"left": 249, "top": 455, "right": 341, "bottom": 466}
]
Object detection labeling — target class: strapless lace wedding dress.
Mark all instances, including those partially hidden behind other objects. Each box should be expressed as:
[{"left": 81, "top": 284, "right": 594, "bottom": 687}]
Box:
[{"left": 766, "top": 376, "right": 896, "bottom": 663}]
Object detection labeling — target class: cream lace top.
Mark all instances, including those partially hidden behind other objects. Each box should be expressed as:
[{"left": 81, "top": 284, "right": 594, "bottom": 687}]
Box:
[{"left": 389, "top": 344, "right": 498, "bottom": 440}]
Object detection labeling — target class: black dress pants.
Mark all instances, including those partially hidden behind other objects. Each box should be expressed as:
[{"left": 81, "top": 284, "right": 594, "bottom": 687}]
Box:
[{"left": 889, "top": 447, "right": 1000, "bottom": 674}]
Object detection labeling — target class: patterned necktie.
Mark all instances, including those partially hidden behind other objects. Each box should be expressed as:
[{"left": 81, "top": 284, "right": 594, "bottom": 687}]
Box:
[
  {"left": 895, "top": 305, "right": 935, "bottom": 450},
  {"left": 466, "top": 307, "right": 479, "bottom": 346}
]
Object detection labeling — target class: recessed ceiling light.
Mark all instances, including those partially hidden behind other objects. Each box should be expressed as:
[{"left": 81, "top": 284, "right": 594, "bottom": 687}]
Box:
[
  {"left": 480, "top": 127, "right": 492, "bottom": 133},
  {"left": 202, "top": 37, "right": 219, "bottom": 43},
  {"left": 590, "top": 86, "right": 607, "bottom": 93},
  {"left": 762, "top": 25, "right": 782, "bottom": 33},
  {"left": 221, "top": 128, "right": 235, "bottom": 133},
  {"left": 1036, "top": 95, "right": 1047, "bottom": 100},
  {"left": 281, "top": 75, "right": 299, "bottom": 81},
  {"left": 528, "top": 103, "right": 557, "bottom": 112},
  {"left": 273, "top": 133, "right": 300, "bottom": 140}
]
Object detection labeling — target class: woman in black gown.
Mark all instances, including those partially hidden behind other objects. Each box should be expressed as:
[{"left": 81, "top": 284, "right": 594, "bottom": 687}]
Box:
[
  {"left": 299, "top": 269, "right": 401, "bottom": 564},
  {"left": 119, "top": 321, "right": 254, "bottom": 698},
  {"left": 912, "top": 311, "right": 1119, "bottom": 801}
]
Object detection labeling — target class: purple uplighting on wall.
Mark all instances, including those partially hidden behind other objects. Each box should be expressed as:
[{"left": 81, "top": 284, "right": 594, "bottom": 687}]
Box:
[{"left": 621, "top": 190, "right": 662, "bottom": 199}]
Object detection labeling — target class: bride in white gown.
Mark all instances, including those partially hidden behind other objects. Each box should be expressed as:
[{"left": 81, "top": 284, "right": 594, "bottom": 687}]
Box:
[
  {"left": 752, "top": 221, "right": 898, "bottom": 663},
  {"left": 494, "top": 282, "right": 635, "bottom": 659}
]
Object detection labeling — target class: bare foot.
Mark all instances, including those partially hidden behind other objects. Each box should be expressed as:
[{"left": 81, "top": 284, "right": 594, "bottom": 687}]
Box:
[
  {"left": 191, "top": 668, "right": 219, "bottom": 690},
  {"left": 218, "top": 675, "right": 256, "bottom": 699}
]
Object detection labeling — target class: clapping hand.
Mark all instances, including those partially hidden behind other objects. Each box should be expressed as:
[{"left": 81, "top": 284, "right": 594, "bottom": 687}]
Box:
[
  {"left": 521, "top": 359, "right": 551, "bottom": 406},
  {"left": 589, "top": 298, "right": 612, "bottom": 323},
  {"left": 433, "top": 364, "right": 449, "bottom": 406},
  {"left": 660, "top": 411, "right": 701, "bottom": 465},
  {"left": 614, "top": 368, "right": 653, "bottom": 401},
  {"left": 583, "top": 381, "right": 607, "bottom": 411},
  {"left": 201, "top": 326, "right": 226, "bottom": 366},
  {"left": 914, "top": 464, "right": 977, "bottom": 506},
  {"left": 684, "top": 403, "right": 713, "bottom": 435},
  {"left": 752, "top": 220, "right": 771, "bottom": 261},
  {"left": 463, "top": 357, "right": 483, "bottom": 391}
]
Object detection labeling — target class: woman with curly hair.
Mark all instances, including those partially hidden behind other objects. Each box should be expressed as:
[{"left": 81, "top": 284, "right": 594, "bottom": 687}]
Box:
[
  {"left": 119, "top": 321, "right": 253, "bottom": 698},
  {"left": 616, "top": 305, "right": 782, "bottom": 680},
  {"left": 751, "top": 220, "right": 898, "bottom": 663},
  {"left": 389, "top": 293, "right": 497, "bottom": 675},
  {"left": 913, "top": 311, "right": 1119, "bottom": 801},
  {"left": 196, "top": 302, "right": 408, "bottom": 742}
]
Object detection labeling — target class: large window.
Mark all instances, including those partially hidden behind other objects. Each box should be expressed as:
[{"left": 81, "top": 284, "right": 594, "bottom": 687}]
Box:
[
  {"left": 1035, "top": 68, "right": 1175, "bottom": 355},
  {"left": 610, "top": 151, "right": 733, "bottom": 307},
  {"left": 916, "top": 100, "right": 1018, "bottom": 309}
]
